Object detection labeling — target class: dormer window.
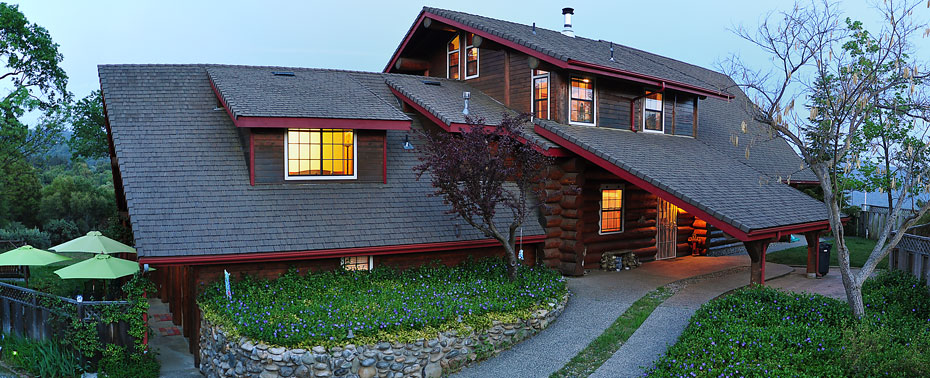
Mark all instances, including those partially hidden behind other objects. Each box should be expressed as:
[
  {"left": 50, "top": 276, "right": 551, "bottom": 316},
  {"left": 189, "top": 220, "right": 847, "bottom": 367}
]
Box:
[
  {"left": 570, "top": 77, "right": 595, "bottom": 125},
  {"left": 285, "top": 129, "right": 356, "bottom": 180},
  {"left": 643, "top": 92, "right": 663, "bottom": 133},
  {"left": 447, "top": 35, "right": 460, "bottom": 80},
  {"left": 464, "top": 33, "right": 479, "bottom": 79},
  {"left": 532, "top": 70, "right": 549, "bottom": 119}
]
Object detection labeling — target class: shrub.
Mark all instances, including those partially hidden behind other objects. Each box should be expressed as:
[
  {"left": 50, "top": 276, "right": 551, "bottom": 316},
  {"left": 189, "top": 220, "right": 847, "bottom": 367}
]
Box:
[
  {"left": 43, "top": 218, "right": 80, "bottom": 246},
  {"left": 0, "top": 222, "right": 51, "bottom": 249},
  {"left": 99, "top": 345, "right": 159, "bottom": 378},
  {"left": 198, "top": 258, "right": 566, "bottom": 348},
  {"left": 0, "top": 333, "right": 83, "bottom": 378}
]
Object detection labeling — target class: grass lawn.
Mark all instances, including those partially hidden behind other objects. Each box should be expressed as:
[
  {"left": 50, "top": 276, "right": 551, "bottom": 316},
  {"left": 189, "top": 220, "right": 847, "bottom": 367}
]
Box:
[
  {"left": 648, "top": 271, "right": 930, "bottom": 377},
  {"left": 766, "top": 236, "right": 887, "bottom": 269}
]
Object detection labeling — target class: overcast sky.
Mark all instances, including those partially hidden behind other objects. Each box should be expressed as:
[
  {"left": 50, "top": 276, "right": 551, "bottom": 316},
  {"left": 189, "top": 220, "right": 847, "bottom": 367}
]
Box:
[{"left": 12, "top": 1, "right": 929, "bottom": 101}]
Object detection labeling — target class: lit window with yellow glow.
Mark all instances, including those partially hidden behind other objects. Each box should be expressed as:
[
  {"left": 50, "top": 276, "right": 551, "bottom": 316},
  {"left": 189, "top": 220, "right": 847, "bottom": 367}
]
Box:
[
  {"left": 341, "top": 255, "right": 372, "bottom": 271},
  {"left": 600, "top": 187, "right": 623, "bottom": 233},
  {"left": 532, "top": 70, "right": 549, "bottom": 119},
  {"left": 464, "top": 33, "right": 479, "bottom": 78},
  {"left": 570, "top": 77, "right": 594, "bottom": 124},
  {"left": 447, "top": 35, "right": 460, "bottom": 79},
  {"left": 285, "top": 129, "right": 355, "bottom": 179}
]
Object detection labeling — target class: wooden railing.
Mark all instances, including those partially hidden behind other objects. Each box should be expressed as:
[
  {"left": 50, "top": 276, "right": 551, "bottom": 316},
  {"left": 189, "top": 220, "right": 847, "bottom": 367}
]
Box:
[
  {"left": 890, "top": 233, "right": 930, "bottom": 284},
  {"left": 0, "top": 281, "right": 134, "bottom": 347}
]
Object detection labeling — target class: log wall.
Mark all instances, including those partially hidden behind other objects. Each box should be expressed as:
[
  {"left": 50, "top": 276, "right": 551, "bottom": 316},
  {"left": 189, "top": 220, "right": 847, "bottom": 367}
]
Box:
[{"left": 541, "top": 158, "right": 700, "bottom": 274}]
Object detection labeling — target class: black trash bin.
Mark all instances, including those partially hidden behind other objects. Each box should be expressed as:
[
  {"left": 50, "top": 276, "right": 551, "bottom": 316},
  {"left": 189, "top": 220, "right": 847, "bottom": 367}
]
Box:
[{"left": 818, "top": 241, "right": 832, "bottom": 276}]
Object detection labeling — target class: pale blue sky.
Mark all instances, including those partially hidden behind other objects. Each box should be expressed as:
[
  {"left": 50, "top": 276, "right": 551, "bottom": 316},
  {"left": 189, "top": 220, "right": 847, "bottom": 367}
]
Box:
[{"left": 14, "top": 0, "right": 921, "bottom": 101}]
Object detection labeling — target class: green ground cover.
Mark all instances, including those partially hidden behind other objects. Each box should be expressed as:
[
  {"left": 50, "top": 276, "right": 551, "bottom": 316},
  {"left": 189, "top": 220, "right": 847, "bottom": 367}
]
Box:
[
  {"left": 766, "top": 236, "right": 886, "bottom": 269},
  {"left": 648, "top": 271, "right": 930, "bottom": 377},
  {"left": 199, "top": 258, "right": 567, "bottom": 348}
]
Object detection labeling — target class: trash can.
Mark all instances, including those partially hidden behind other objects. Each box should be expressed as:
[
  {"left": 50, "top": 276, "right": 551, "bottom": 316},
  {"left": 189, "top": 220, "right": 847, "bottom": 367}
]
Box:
[{"left": 818, "top": 242, "right": 832, "bottom": 276}]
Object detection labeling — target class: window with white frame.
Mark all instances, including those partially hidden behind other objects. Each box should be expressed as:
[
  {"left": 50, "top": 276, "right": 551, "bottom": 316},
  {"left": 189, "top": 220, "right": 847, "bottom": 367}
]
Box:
[
  {"left": 532, "top": 70, "right": 549, "bottom": 119},
  {"left": 447, "top": 35, "right": 460, "bottom": 80},
  {"left": 570, "top": 77, "right": 595, "bottom": 125},
  {"left": 285, "top": 129, "right": 357, "bottom": 180},
  {"left": 599, "top": 185, "right": 624, "bottom": 234},
  {"left": 341, "top": 255, "right": 373, "bottom": 271},
  {"left": 643, "top": 92, "right": 663, "bottom": 132},
  {"left": 464, "top": 33, "right": 479, "bottom": 79}
]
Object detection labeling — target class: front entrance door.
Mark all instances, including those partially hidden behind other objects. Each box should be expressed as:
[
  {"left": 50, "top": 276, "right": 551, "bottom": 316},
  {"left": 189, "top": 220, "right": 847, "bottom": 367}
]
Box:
[{"left": 656, "top": 199, "right": 679, "bottom": 260}]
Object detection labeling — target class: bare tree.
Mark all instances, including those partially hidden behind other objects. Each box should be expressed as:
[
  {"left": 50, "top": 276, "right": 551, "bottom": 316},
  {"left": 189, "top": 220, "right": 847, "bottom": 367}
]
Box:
[{"left": 721, "top": 0, "right": 930, "bottom": 317}]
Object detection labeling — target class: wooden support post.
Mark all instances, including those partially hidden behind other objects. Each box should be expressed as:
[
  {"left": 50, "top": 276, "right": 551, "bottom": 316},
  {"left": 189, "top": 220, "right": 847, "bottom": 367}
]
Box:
[
  {"left": 803, "top": 231, "right": 820, "bottom": 279},
  {"left": 744, "top": 239, "right": 772, "bottom": 285}
]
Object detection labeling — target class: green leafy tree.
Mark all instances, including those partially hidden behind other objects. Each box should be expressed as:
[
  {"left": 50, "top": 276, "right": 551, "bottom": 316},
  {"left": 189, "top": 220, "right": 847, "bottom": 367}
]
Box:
[
  {"left": 0, "top": 155, "right": 40, "bottom": 227},
  {"left": 69, "top": 90, "right": 107, "bottom": 160},
  {"left": 723, "top": 0, "right": 930, "bottom": 317},
  {"left": 38, "top": 165, "right": 115, "bottom": 233},
  {"left": 0, "top": 2, "right": 69, "bottom": 166}
]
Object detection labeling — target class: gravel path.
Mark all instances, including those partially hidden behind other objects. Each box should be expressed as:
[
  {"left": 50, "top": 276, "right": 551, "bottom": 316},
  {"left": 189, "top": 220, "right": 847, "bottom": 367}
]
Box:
[
  {"left": 590, "top": 263, "right": 792, "bottom": 377},
  {"left": 451, "top": 255, "right": 775, "bottom": 378}
]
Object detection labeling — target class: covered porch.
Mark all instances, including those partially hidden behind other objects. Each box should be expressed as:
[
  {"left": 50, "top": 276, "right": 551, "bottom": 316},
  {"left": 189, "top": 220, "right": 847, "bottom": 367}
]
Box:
[{"left": 534, "top": 120, "right": 832, "bottom": 284}]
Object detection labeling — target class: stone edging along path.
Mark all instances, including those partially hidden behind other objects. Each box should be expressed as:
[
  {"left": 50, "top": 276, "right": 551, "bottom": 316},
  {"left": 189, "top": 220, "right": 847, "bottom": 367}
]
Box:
[{"left": 198, "top": 292, "right": 569, "bottom": 378}]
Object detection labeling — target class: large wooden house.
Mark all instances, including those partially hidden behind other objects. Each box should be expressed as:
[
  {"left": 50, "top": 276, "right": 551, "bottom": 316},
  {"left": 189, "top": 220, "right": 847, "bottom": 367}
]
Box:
[{"left": 99, "top": 7, "right": 830, "bottom": 361}]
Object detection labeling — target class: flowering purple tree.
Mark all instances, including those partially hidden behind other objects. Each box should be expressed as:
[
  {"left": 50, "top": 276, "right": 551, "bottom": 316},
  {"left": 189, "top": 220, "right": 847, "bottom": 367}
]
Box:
[{"left": 415, "top": 113, "right": 549, "bottom": 280}]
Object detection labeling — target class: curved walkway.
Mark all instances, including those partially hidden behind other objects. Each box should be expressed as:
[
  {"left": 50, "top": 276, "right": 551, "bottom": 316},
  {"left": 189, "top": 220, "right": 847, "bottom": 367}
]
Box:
[{"left": 452, "top": 255, "right": 791, "bottom": 378}]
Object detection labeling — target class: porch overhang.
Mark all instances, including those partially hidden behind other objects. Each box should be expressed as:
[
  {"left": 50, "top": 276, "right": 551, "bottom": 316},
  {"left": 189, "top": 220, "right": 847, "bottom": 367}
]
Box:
[{"left": 533, "top": 123, "right": 832, "bottom": 242}]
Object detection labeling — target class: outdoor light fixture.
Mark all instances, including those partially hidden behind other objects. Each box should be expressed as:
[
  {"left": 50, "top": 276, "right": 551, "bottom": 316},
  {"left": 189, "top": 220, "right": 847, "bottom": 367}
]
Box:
[
  {"left": 403, "top": 135, "right": 415, "bottom": 150},
  {"left": 347, "top": 329, "right": 355, "bottom": 339},
  {"left": 462, "top": 91, "right": 471, "bottom": 115}
]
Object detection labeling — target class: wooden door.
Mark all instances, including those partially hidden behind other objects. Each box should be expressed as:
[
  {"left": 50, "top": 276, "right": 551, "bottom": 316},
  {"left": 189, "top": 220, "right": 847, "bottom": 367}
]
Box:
[{"left": 656, "top": 199, "right": 679, "bottom": 260}]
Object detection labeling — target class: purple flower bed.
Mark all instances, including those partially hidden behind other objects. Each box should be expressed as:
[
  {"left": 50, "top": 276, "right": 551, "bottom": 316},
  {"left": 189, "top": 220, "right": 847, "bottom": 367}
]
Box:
[
  {"left": 649, "top": 270, "right": 930, "bottom": 377},
  {"left": 199, "top": 258, "right": 566, "bottom": 347}
]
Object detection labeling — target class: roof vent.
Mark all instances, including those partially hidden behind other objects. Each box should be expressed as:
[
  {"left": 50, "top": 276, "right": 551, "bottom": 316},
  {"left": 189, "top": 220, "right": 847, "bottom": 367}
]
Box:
[
  {"left": 562, "top": 8, "right": 575, "bottom": 37},
  {"left": 422, "top": 80, "right": 441, "bottom": 86},
  {"left": 271, "top": 71, "right": 295, "bottom": 76}
]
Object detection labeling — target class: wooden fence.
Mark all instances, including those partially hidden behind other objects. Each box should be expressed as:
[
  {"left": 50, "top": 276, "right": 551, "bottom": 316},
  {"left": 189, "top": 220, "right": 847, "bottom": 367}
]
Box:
[
  {"left": 858, "top": 206, "right": 918, "bottom": 240},
  {"left": 890, "top": 233, "right": 930, "bottom": 285},
  {"left": 0, "top": 281, "right": 134, "bottom": 347}
]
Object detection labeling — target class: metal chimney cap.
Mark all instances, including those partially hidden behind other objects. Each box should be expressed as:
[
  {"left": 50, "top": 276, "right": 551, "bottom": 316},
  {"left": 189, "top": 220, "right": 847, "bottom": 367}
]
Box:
[{"left": 562, "top": 7, "right": 574, "bottom": 14}]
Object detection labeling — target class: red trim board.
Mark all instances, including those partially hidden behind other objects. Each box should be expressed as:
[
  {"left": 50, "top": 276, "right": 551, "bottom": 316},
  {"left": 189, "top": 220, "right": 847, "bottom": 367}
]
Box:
[
  {"left": 138, "top": 236, "right": 545, "bottom": 266},
  {"left": 385, "top": 11, "right": 732, "bottom": 101},
  {"left": 534, "top": 124, "right": 830, "bottom": 241}
]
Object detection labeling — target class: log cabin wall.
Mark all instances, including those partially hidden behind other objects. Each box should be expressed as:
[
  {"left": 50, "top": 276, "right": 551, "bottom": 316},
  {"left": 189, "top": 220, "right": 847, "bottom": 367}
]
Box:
[
  {"left": 251, "top": 129, "right": 385, "bottom": 184},
  {"left": 541, "top": 157, "right": 699, "bottom": 274}
]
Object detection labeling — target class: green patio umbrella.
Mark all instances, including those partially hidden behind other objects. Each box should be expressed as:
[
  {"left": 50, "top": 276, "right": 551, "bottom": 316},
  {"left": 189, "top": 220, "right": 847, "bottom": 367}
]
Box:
[
  {"left": 49, "top": 231, "right": 136, "bottom": 254},
  {"left": 53, "top": 254, "right": 140, "bottom": 280},
  {"left": 0, "top": 245, "right": 71, "bottom": 266}
]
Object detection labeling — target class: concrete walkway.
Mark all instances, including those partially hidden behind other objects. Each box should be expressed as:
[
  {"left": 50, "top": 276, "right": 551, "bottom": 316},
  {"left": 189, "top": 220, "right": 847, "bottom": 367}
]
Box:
[
  {"left": 590, "top": 263, "right": 792, "bottom": 378},
  {"left": 452, "top": 255, "right": 787, "bottom": 378},
  {"left": 147, "top": 299, "right": 203, "bottom": 377}
]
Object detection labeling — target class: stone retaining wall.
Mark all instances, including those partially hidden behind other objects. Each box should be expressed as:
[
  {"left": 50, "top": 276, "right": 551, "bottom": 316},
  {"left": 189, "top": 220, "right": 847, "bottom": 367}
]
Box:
[{"left": 199, "top": 293, "right": 568, "bottom": 378}]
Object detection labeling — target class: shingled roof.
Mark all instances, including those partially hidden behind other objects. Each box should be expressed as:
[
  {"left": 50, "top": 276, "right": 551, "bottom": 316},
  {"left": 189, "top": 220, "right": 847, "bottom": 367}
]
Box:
[
  {"left": 535, "top": 120, "right": 829, "bottom": 235},
  {"left": 385, "top": 75, "right": 562, "bottom": 153},
  {"left": 99, "top": 64, "right": 543, "bottom": 258},
  {"left": 207, "top": 66, "right": 410, "bottom": 122},
  {"left": 403, "top": 7, "right": 817, "bottom": 182}
]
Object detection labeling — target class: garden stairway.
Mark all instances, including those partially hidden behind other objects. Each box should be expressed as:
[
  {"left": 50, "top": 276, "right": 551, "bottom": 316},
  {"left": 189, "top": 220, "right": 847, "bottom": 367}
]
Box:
[{"left": 147, "top": 298, "right": 203, "bottom": 377}]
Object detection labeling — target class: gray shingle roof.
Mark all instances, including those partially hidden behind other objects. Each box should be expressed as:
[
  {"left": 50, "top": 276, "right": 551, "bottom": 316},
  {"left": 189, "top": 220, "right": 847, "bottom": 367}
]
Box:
[
  {"left": 385, "top": 75, "right": 561, "bottom": 152},
  {"left": 99, "top": 64, "right": 543, "bottom": 258},
  {"left": 536, "top": 120, "right": 829, "bottom": 233},
  {"left": 207, "top": 66, "right": 410, "bottom": 121},
  {"left": 416, "top": 7, "right": 817, "bottom": 182}
]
